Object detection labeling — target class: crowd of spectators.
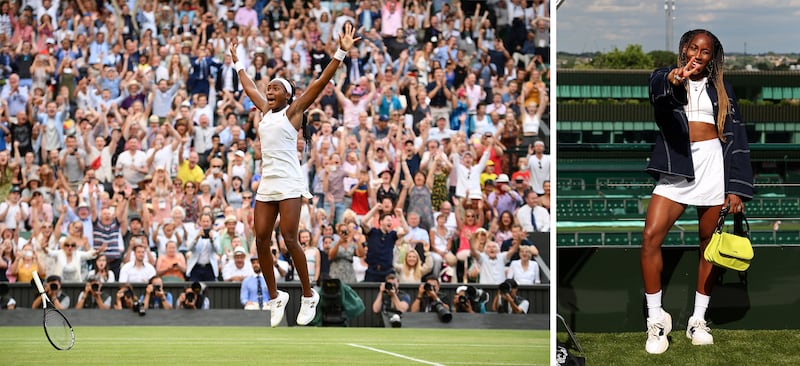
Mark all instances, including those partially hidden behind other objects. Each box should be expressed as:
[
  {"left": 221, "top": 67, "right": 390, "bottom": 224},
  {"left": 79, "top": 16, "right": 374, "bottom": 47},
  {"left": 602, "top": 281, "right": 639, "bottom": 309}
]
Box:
[{"left": 0, "top": 0, "right": 550, "bottom": 312}]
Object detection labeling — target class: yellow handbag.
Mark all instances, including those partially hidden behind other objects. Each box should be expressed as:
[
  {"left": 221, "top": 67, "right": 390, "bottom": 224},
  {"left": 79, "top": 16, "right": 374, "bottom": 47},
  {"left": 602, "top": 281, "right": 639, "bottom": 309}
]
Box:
[{"left": 704, "top": 208, "right": 754, "bottom": 271}]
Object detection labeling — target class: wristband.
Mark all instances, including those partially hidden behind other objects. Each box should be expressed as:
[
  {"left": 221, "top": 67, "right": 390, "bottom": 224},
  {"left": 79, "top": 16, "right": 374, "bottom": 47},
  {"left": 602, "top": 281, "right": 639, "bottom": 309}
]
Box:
[
  {"left": 333, "top": 48, "right": 347, "bottom": 61},
  {"left": 234, "top": 61, "right": 244, "bottom": 73}
]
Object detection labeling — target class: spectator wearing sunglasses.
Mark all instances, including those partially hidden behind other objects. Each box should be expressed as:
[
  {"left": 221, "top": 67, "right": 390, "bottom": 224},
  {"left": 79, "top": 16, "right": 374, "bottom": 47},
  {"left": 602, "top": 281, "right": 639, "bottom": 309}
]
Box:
[{"left": 46, "top": 238, "right": 99, "bottom": 282}]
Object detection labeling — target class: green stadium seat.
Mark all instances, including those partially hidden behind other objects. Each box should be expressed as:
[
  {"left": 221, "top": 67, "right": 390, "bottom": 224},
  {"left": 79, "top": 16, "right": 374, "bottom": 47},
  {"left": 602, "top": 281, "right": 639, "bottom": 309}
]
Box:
[
  {"left": 751, "top": 231, "right": 775, "bottom": 245},
  {"left": 591, "top": 200, "right": 607, "bottom": 216},
  {"left": 629, "top": 233, "right": 643, "bottom": 246},
  {"left": 776, "top": 232, "right": 800, "bottom": 245},
  {"left": 603, "top": 232, "right": 631, "bottom": 246},
  {"left": 557, "top": 178, "right": 586, "bottom": 191},
  {"left": 663, "top": 231, "right": 684, "bottom": 246},
  {"left": 558, "top": 233, "right": 577, "bottom": 246},
  {"left": 606, "top": 199, "right": 626, "bottom": 215},
  {"left": 577, "top": 233, "right": 603, "bottom": 246},
  {"left": 625, "top": 200, "right": 640, "bottom": 214}
]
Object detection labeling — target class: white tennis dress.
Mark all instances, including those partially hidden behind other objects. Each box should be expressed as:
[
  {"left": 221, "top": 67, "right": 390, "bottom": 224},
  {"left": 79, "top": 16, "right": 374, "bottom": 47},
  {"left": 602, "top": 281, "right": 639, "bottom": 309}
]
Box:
[{"left": 256, "top": 106, "right": 313, "bottom": 202}]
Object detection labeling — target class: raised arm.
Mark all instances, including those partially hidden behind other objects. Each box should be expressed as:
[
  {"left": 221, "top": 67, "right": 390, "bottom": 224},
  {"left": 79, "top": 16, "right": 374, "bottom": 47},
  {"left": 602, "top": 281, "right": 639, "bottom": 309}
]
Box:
[
  {"left": 230, "top": 41, "right": 269, "bottom": 112},
  {"left": 361, "top": 205, "right": 380, "bottom": 232},
  {"left": 286, "top": 23, "right": 361, "bottom": 127}
]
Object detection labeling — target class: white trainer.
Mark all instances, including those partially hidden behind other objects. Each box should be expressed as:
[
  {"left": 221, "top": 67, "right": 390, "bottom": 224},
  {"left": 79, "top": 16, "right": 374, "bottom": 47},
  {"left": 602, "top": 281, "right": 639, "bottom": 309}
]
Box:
[
  {"left": 686, "top": 316, "right": 714, "bottom": 345},
  {"left": 645, "top": 311, "right": 672, "bottom": 354},
  {"left": 269, "top": 290, "right": 289, "bottom": 327},
  {"left": 296, "top": 290, "right": 320, "bottom": 326}
]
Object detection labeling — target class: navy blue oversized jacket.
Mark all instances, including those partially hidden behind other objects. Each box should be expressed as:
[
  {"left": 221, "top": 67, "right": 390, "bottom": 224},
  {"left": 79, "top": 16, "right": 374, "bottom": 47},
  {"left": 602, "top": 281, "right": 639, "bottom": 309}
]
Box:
[{"left": 647, "top": 66, "right": 754, "bottom": 201}]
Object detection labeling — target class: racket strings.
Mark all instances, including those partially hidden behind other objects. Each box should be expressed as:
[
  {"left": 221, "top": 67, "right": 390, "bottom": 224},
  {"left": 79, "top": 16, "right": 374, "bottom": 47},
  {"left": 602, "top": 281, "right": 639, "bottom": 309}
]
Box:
[{"left": 45, "top": 309, "right": 74, "bottom": 349}]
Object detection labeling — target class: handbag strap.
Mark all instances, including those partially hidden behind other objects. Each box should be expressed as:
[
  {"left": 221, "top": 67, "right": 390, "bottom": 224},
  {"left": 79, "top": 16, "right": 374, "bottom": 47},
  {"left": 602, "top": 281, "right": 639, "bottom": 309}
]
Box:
[
  {"left": 715, "top": 207, "right": 729, "bottom": 234},
  {"left": 733, "top": 212, "right": 751, "bottom": 238}
]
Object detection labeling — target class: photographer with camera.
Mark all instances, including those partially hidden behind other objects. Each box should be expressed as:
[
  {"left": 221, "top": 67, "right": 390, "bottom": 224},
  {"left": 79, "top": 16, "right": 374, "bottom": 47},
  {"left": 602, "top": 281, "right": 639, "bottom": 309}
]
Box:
[
  {"left": 31, "top": 275, "right": 70, "bottom": 309},
  {"left": 411, "top": 275, "right": 452, "bottom": 323},
  {"left": 0, "top": 282, "right": 15, "bottom": 310},
  {"left": 453, "top": 285, "right": 489, "bottom": 314},
  {"left": 75, "top": 275, "right": 112, "bottom": 309},
  {"left": 177, "top": 281, "right": 210, "bottom": 310},
  {"left": 113, "top": 283, "right": 138, "bottom": 310},
  {"left": 141, "top": 275, "right": 173, "bottom": 310},
  {"left": 492, "top": 279, "right": 529, "bottom": 314},
  {"left": 372, "top": 273, "right": 411, "bottom": 327}
]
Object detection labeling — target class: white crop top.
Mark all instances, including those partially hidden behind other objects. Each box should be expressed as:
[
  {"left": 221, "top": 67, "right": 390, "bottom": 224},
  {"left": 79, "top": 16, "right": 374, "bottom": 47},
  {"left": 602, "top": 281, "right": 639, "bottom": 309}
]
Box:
[{"left": 684, "top": 78, "right": 715, "bottom": 124}]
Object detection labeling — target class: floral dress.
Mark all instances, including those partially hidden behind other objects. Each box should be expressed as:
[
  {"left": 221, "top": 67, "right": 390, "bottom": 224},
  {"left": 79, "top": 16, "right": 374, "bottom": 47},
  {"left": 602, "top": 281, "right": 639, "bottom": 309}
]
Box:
[
  {"left": 407, "top": 185, "right": 434, "bottom": 231},
  {"left": 431, "top": 172, "right": 449, "bottom": 211},
  {"left": 328, "top": 241, "right": 357, "bottom": 284}
]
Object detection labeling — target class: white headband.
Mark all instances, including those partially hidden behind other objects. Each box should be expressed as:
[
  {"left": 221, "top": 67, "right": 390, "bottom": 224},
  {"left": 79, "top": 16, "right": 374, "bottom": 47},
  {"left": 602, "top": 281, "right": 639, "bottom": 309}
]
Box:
[{"left": 272, "top": 77, "right": 293, "bottom": 97}]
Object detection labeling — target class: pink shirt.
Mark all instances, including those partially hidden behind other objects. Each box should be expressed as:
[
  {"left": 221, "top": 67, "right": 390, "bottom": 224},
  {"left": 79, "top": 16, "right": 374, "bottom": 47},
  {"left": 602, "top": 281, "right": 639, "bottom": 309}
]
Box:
[
  {"left": 381, "top": 3, "right": 404, "bottom": 37},
  {"left": 234, "top": 8, "right": 258, "bottom": 30},
  {"left": 341, "top": 97, "right": 372, "bottom": 129}
]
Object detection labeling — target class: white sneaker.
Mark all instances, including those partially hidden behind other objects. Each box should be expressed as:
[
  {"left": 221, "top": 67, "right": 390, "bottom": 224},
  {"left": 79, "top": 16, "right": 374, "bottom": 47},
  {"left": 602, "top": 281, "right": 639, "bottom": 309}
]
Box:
[
  {"left": 296, "top": 290, "right": 320, "bottom": 326},
  {"left": 645, "top": 311, "right": 672, "bottom": 354},
  {"left": 269, "top": 290, "right": 289, "bottom": 327},
  {"left": 686, "top": 316, "right": 714, "bottom": 345}
]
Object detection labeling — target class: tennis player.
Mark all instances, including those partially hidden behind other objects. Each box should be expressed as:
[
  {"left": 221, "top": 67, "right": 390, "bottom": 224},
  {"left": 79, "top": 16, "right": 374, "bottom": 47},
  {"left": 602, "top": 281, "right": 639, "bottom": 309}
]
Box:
[
  {"left": 230, "top": 23, "right": 360, "bottom": 327},
  {"left": 642, "top": 29, "right": 753, "bottom": 353}
]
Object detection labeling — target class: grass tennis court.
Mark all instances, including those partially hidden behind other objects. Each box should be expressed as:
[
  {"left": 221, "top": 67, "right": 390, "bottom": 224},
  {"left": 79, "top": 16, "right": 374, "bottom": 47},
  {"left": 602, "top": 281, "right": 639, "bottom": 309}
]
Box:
[
  {"left": 2, "top": 326, "right": 547, "bottom": 366},
  {"left": 561, "top": 330, "right": 800, "bottom": 365}
]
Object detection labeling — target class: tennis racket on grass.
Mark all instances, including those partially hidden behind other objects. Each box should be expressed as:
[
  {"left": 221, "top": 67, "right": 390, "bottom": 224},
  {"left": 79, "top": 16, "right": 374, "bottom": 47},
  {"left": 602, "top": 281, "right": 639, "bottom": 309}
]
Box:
[{"left": 31, "top": 270, "right": 75, "bottom": 350}]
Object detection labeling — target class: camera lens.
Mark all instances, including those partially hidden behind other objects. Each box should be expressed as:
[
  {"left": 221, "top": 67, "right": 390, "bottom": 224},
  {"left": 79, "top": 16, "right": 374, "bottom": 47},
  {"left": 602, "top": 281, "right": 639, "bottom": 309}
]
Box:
[
  {"left": 124, "top": 289, "right": 133, "bottom": 298},
  {"left": 433, "top": 301, "right": 452, "bottom": 323},
  {"left": 385, "top": 282, "right": 394, "bottom": 291},
  {"left": 49, "top": 283, "right": 58, "bottom": 291},
  {"left": 424, "top": 283, "right": 433, "bottom": 292},
  {"left": 154, "top": 285, "right": 161, "bottom": 292},
  {"left": 91, "top": 283, "right": 100, "bottom": 291}
]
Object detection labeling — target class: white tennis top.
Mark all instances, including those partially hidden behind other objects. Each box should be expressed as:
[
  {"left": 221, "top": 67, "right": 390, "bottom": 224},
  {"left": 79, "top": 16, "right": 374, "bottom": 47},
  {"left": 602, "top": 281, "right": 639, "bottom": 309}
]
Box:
[
  {"left": 256, "top": 106, "right": 312, "bottom": 202},
  {"left": 685, "top": 77, "right": 715, "bottom": 125}
]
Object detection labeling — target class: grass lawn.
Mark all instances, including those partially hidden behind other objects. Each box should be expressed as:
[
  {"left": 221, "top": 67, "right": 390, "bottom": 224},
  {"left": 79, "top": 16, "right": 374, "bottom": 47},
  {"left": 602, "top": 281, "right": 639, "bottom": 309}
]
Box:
[
  {"left": 2, "top": 326, "right": 547, "bottom": 366},
  {"left": 560, "top": 330, "right": 800, "bottom": 366}
]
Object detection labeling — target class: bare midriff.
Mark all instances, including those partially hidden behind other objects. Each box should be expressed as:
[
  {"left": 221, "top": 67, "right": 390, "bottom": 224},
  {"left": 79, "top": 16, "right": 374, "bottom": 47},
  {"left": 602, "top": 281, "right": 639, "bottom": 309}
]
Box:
[{"left": 689, "top": 121, "right": 718, "bottom": 142}]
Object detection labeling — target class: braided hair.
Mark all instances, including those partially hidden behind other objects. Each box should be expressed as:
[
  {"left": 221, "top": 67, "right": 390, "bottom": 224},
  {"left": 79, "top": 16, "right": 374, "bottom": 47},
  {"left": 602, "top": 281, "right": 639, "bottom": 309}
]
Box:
[
  {"left": 677, "top": 29, "right": 729, "bottom": 141},
  {"left": 280, "top": 79, "right": 313, "bottom": 145}
]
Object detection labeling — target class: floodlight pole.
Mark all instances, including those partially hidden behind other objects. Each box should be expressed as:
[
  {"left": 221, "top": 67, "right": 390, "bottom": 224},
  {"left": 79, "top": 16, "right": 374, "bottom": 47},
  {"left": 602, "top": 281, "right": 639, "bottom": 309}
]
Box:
[{"left": 664, "top": 0, "right": 676, "bottom": 50}]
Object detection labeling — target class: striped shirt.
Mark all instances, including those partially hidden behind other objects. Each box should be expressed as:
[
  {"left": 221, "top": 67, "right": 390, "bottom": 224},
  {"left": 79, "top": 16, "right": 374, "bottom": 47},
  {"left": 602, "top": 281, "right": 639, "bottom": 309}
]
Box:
[{"left": 93, "top": 219, "right": 123, "bottom": 260}]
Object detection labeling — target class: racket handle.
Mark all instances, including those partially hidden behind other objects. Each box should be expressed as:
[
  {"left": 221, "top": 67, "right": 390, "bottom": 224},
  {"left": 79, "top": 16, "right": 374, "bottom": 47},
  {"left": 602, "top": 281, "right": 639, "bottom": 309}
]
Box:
[{"left": 32, "top": 270, "right": 45, "bottom": 294}]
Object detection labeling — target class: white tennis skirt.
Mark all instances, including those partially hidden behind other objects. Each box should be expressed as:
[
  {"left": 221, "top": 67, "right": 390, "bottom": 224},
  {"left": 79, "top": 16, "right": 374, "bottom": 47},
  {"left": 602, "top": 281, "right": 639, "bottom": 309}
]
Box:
[{"left": 652, "top": 138, "right": 725, "bottom": 206}]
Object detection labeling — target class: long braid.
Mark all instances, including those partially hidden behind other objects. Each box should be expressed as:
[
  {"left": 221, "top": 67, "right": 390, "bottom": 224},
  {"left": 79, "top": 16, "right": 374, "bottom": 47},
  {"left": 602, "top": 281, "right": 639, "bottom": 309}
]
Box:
[
  {"left": 677, "top": 29, "right": 729, "bottom": 142},
  {"left": 284, "top": 79, "right": 311, "bottom": 144}
]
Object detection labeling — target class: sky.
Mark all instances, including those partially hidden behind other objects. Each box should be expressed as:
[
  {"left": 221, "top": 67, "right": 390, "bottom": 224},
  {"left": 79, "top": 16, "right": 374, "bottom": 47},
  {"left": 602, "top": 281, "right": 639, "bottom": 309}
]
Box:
[{"left": 556, "top": 0, "right": 800, "bottom": 54}]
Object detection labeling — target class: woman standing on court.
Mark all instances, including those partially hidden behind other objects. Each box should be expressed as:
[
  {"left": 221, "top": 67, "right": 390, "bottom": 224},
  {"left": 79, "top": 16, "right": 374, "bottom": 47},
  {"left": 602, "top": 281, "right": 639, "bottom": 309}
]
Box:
[
  {"left": 230, "top": 23, "right": 361, "bottom": 327},
  {"left": 642, "top": 29, "right": 753, "bottom": 354}
]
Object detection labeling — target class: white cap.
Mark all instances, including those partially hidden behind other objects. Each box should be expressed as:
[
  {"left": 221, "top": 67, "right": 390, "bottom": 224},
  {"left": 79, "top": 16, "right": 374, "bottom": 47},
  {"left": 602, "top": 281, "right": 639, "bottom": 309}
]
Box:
[{"left": 496, "top": 174, "right": 510, "bottom": 184}]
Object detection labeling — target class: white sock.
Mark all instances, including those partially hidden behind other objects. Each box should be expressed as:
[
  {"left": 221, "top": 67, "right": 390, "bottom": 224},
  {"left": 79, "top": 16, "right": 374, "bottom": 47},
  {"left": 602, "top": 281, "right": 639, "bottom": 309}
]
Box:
[
  {"left": 645, "top": 290, "right": 663, "bottom": 319},
  {"left": 692, "top": 292, "right": 710, "bottom": 320}
]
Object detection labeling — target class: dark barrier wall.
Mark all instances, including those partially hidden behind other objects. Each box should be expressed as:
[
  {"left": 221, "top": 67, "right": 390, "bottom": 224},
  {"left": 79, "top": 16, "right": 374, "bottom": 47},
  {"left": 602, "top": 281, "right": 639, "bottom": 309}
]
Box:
[
  {"left": 558, "top": 246, "right": 800, "bottom": 333},
  {"left": 5, "top": 282, "right": 549, "bottom": 327}
]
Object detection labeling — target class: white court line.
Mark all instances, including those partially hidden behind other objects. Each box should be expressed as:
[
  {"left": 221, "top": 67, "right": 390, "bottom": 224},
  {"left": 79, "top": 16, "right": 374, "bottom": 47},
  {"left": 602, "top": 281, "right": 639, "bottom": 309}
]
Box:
[
  {"left": 0, "top": 337, "right": 547, "bottom": 348},
  {"left": 348, "top": 343, "right": 445, "bottom": 366}
]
